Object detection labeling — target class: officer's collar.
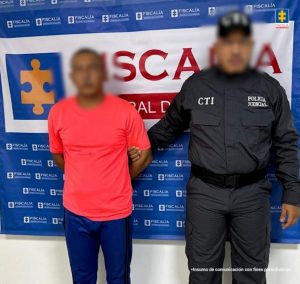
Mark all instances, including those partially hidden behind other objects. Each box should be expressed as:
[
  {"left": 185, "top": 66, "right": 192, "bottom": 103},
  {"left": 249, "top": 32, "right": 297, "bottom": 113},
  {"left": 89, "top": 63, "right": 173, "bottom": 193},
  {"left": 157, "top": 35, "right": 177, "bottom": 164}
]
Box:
[
  {"left": 213, "top": 65, "right": 252, "bottom": 82},
  {"left": 214, "top": 65, "right": 251, "bottom": 78}
]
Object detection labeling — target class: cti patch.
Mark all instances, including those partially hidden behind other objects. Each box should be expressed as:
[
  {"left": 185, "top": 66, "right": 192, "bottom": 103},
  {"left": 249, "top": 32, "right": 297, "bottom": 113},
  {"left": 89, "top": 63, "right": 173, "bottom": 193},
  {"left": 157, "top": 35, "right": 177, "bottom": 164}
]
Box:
[
  {"left": 6, "top": 53, "right": 64, "bottom": 120},
  {"left": 275, "top": 9, "right": 289, "bottom": 24}
]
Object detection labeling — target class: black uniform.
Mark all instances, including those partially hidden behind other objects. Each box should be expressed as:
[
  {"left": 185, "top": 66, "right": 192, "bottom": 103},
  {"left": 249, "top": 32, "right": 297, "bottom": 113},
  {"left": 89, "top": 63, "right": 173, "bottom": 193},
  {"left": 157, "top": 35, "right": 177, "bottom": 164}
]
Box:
[{"left": 148, "top": 66, "right": 300, "bottom": 284}]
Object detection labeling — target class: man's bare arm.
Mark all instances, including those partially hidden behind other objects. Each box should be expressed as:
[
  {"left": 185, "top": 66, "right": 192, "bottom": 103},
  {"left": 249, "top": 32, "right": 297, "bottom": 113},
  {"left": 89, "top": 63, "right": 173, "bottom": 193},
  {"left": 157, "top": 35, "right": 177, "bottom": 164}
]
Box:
[
  {"left": 130, "top": 148, "right": 152, "bottom": 179},
  {"left": 52, "top": 153, "right": 65, "bottom": 171}
]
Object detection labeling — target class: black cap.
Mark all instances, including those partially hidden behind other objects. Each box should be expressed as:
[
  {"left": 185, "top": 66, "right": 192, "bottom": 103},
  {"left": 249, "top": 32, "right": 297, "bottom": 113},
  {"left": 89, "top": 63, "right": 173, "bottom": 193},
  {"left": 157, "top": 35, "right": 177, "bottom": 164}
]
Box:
[{"left": 218, "top": 11, "right": 252, "bottom": 37}]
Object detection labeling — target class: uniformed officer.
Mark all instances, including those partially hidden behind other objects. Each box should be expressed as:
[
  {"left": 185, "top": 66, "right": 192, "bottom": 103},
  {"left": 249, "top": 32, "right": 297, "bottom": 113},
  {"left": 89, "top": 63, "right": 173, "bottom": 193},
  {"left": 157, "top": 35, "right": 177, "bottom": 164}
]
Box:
[{"left": 128, "top": 11, "right": 300, "bottom": 284}]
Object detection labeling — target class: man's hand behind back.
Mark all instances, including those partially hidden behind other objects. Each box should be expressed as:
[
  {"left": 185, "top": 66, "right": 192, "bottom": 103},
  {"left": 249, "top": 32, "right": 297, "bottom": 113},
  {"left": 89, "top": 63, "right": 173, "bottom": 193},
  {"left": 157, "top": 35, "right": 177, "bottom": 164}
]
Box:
[{"left": 128, "top": 146, "right": 141, "bottom": 162}]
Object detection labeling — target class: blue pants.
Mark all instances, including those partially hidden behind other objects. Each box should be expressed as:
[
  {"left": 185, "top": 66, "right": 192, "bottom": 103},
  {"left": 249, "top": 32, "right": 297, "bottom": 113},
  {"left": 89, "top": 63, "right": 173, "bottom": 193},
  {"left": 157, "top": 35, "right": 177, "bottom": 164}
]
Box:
[{"left": 64, "top": 208, "right": 132, "bottom": 284}]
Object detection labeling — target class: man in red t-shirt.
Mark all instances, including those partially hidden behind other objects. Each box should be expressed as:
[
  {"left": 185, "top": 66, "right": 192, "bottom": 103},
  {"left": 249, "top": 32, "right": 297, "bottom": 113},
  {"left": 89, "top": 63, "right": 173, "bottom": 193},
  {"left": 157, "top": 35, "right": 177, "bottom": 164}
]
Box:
[{"left": 48, "top": 48, "right": 152, "bottom": 284}]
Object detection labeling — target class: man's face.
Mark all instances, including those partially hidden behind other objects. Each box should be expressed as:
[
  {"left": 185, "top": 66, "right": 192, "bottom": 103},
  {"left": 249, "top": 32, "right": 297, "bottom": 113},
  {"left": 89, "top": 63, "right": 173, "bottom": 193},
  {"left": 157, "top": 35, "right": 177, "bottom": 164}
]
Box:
[
  {"left": 70, "top": 52, "right": 106, "bottom": 96},
  {"left": 214, "top": 30, "right": 253, "bottom": 74}
]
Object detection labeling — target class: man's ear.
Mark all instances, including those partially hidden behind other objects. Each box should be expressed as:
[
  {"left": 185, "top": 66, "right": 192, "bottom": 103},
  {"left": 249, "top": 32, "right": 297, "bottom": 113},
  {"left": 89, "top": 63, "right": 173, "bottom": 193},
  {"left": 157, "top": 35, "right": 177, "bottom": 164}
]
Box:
[
  {"left": 99, "top": 53, "right": 108, "bottom": 81},
  {"left": 213, "top": 41, "right": 220, "bottom": 65}
]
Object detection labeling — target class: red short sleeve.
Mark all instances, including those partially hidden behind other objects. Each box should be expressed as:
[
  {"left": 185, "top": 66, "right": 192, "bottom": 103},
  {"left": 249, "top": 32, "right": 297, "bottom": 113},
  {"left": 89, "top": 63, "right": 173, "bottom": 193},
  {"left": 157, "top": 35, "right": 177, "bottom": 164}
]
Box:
[
  {"left": 48, "top": 107, "right": 64, "bottom": 154},
  {"left": 126, "top": 106, "right": 151, "bottom": 150}
]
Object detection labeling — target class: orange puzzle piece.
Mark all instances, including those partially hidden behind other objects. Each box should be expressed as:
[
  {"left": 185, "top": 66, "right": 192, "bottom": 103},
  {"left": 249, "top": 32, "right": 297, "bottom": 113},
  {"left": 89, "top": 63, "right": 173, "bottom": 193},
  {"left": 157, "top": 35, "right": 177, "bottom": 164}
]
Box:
[{"left": 20, "top": 58, "right": 55, "bottom": 115}]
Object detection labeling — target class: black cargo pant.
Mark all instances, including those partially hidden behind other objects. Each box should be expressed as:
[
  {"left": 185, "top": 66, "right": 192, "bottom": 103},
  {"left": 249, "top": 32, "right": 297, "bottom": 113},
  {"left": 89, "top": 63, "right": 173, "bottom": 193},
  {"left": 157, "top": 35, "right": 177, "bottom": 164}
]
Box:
[{"left": 185, "top": 175, "right": 271, "bottom": 284}]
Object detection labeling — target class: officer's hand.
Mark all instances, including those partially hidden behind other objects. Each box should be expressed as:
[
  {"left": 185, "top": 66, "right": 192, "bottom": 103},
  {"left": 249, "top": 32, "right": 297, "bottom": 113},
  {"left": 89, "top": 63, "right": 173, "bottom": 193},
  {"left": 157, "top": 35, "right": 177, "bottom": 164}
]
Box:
[
  {"left": 280, "top": 203, "right": 300, "bottom": 229},
  {"left": 128, "top": 146, "right": 141, "bottom": 162}
]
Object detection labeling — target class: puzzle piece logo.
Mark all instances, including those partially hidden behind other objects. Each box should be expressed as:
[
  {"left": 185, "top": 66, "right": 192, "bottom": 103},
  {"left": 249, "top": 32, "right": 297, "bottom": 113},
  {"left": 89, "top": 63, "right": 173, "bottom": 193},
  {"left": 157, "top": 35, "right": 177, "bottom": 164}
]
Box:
[
  {"left": 20, "top": 59, "right": 55, "bottom": 115},
  {"left": 6, "top": 53, "right": 64, "bottom": 120}
]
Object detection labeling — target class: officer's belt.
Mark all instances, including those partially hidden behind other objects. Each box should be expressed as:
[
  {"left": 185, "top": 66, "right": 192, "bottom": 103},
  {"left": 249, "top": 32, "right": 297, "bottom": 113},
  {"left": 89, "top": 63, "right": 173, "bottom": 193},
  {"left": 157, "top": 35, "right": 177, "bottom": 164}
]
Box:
[{"left": 191, "top": 164, "right": 267, "bottom": 188}]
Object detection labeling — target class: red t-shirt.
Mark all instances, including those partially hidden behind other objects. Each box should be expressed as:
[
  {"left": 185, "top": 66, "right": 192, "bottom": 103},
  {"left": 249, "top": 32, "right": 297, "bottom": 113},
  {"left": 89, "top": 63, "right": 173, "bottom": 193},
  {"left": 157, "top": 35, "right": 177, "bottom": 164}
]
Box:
[{"left": 48, "top": 94, "right": 150, "bottom": 221}]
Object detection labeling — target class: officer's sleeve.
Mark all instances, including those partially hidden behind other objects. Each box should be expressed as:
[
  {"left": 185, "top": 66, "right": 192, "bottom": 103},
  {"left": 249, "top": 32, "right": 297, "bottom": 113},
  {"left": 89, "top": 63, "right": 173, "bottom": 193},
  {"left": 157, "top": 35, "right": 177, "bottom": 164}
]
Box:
[
  {"left": 147, "top": 82, "right": 190, "bottom": 148},
  {"left": 271, "top": 84, "right": 300, "bottom": 206}
]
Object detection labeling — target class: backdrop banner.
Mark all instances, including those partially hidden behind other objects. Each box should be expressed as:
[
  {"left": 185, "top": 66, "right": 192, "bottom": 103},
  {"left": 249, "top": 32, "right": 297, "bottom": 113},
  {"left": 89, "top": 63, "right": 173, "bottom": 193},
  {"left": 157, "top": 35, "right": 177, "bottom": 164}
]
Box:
[{"left": 0, "top": 0, "right": 299, "bottom": 243}]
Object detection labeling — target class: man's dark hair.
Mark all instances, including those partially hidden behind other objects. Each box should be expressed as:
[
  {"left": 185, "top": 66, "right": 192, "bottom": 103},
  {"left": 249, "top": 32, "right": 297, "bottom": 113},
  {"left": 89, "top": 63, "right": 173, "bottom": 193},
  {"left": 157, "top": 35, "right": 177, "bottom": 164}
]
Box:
[
  {"left": 70, "top": 48, "right": 107, "bottom": 80},
  {"left": 71, "top": 48, "right": 101, "bottom": 67}
]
